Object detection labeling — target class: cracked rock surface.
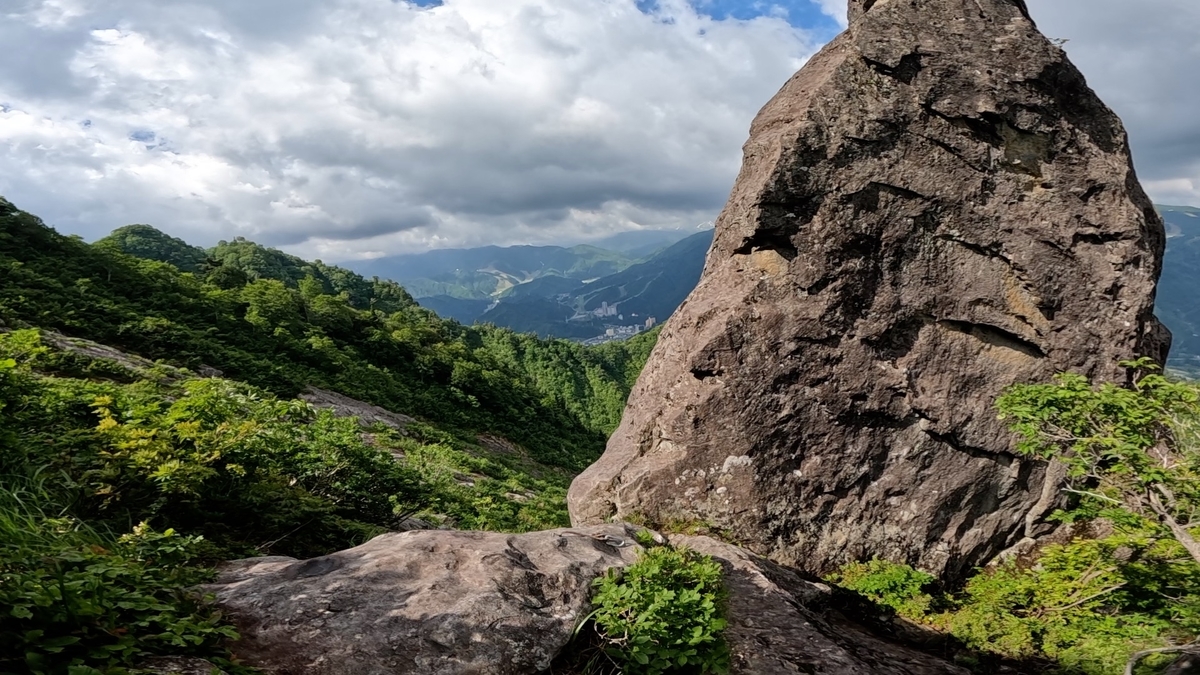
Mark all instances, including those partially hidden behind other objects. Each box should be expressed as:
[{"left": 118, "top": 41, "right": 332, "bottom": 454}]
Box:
[
  {"left": 206, "top": 527, "right": 639, "bottom": 675},
  {"left": 568, "top": 0, "right": 1169, "bottom": 581},
  {"left": 205, "top": 526, "right": 967, "bottom": 674}
]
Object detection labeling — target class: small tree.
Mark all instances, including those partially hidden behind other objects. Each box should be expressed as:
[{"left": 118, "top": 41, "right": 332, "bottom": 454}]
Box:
[{"left": 997, "top": 359, "right": 1200, "bottom": 565}]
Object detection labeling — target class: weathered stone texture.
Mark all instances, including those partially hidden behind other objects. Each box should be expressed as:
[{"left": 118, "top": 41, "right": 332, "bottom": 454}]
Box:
[
  {"left": 206, "top": 527, "right": 637, "bottom": 675},
  {"left": 569, "top": 0, "right": 1168, "bottom": 580},
  {"left": 206, "top": 526, "right": 967, "bottom": 674}
]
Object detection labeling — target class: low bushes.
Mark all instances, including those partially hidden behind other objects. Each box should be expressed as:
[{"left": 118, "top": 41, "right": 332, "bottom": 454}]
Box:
[
  {"left": 0, "top": 487, "right": 239, "bottom": 675},
  {"left": 566, "top": 541, "right": 730, "bottom": 675}
]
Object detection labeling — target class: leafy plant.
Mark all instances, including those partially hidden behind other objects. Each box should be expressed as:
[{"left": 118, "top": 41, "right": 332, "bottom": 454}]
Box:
[
  {"left": 938, "top": 532, "right": 1195, "bottom": 674},
  {"left": 0, "top": 489, "right": 237, "bottom": 675},
  {"left": 829, "top": 538, "right": 1197, "bottom": 674},
  {"left": 827, "top": 558, "right": 937, "bottom": 621},
  {"left": 587, "top": 545, "right": 730, "bottom": 675},
  {"left": 997, "top": 359, "right": 1200, "bottom": 565}
]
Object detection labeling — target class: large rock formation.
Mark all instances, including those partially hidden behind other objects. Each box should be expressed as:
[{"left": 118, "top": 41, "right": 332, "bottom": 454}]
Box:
[
  {"left": 569, "top": 0, "right": 1169, "bottom": 580},
  {"left": 206, "top": 526, "right": 968, "bottom": 674}
]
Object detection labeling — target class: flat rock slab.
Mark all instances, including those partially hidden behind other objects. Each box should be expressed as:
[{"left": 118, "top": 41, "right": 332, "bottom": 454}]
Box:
[
  {"left": 206, "top": 526, "right": 966, "bottom": 675},
  {"left": 206, "top": 526, "right": 639, "bottom": 675},
  {"left": 299, "top": 387, "right": 415, "bottom": 430}
]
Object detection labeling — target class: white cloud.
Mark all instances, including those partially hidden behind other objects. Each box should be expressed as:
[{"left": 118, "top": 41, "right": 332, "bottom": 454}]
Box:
[
  {"left": 2, "top": 0, "right": 1195, "bottom": 261},
  {"left": 810, "top": 0, "right": 847, "bottom": 26},
  {"left": 0, "top": 0, "right": 819, "bottom": 259},
  {"left": 1026, "top": 0, "right": 1200, "bottom": 208},
  {"left": 9, "top": 0, "right": 88, "bottom": 29},
  {"left": 1146, "top": 179, "right": 1200, "bottom": 207}
]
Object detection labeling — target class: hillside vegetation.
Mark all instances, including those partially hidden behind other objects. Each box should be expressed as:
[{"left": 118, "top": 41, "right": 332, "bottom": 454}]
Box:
[
  {"left": 5, "top": 200, "right": 662, "bottom": 471},
  {"left": 0, "top": 327, "right": 582, "bottom": 673},
  {"left": 0, "top": 196, "right": 667, "bottom": 673}
]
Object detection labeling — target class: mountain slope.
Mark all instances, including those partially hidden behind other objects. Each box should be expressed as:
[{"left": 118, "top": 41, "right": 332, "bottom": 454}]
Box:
[
  {"left": 417, "top": 295, "right": 494, "bottom": 325},
  {"left": 478, "top": 297, "right": 605, "bottom": 339},
  {"left": 348, "top": 244, "right": 635, "bottom": 300},
  {"left": 570, "top": 229, "right": 713, "bottom": 322},
  {"left": 460, "top": 229, "right": 713, "bottom": 338},
  {"left": 0, "top": 198, "right": 653, "bottom": 471},
  {"left": 95, "top": 224, "right": 211, "bottom": 273}
]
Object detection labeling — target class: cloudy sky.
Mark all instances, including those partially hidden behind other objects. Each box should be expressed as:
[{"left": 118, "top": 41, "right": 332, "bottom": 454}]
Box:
[{"left": 1, "top": 0, "right": 1197, "bottom": 260}]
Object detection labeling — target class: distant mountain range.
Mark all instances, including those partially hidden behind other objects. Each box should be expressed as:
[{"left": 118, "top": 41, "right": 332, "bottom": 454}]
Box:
[
  {"left": 349, "top": 244, "right": 635, "bottom": 299},
  {"left": 1158, "top": 205, "right": 1200, "bottom": 375},
  {"left": 344, "top": 228, "right": 713, "bottom": 340}
]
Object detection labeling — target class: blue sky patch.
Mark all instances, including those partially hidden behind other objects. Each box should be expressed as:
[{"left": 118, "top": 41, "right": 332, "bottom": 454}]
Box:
[{"left": 639, "top": 0, "right": 840, "bottom": 35}]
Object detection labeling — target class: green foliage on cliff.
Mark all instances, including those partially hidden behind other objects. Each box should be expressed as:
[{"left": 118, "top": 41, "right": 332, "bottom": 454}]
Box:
[
  {"left": 828, "top": 558, "right": 937, "bottom": 620},
  {"left": 832, "top": 365, "right": 1200, "bottom": 674},
  {"left": 942, "top": 534, "right": 1197, "bottom": 673},
  {"left": 833, "top": 535, "right": 1196, "bottom": 674},
  {"left": 997, "top": 360, "right": 1200, "bottom": 566}
]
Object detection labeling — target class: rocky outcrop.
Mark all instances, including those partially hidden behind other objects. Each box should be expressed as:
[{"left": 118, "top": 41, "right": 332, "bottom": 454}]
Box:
[
  {"left": 299, "top": 387, "right": 415, "bottom": 430},
  {"left": 569, "top": 0, "right": 1169, "bottom": 580},
  {"left": 205, "top": 526, "right": 967, "bottom": 675}
]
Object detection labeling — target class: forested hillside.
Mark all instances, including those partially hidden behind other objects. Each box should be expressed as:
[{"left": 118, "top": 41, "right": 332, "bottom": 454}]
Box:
[
  {"left": 0, "top": 196, "right": 667, "bottom": 672},
  {"left": 4, "top": 199, "right": 659, "bottom": 471}
]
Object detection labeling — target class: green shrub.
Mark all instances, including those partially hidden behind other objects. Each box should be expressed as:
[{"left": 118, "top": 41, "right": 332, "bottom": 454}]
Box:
[
  {"left": 589, "top": 545, "right": 729, "bottom": 675},
  {"left": 828, "top": 537, "right": 1199, "bottom": 672},
  {"left": 996, "top": 360, "right": 1200, "bottom": 566},
  {"left": 935, "top": 536, "right": 1190, "bottom": 673},
  {"left": 0, "top": 491, "right": 237, "bottom": 675},
  {"left": 827, "top": 558, "right": 937, "bottom": 621}
]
